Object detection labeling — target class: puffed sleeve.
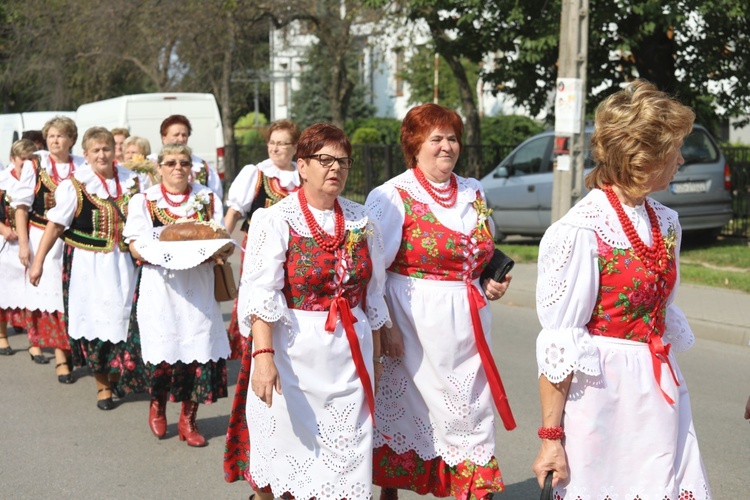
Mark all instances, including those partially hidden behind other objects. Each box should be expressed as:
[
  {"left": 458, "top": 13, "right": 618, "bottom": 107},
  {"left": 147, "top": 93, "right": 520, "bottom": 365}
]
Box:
[
  {"left": 238, "top": 207, "right": 291, "bottom": 336},
  {"left": 535, "top": 222, "right": 602, "bottom": 382},
  {"left": 365, "top": 184, "right": 405, "bottom": 268},
  {"left": 123, "top": 193, "right": 153, "bottom": 243},
  {"left": 226, "top": 164, "right": 260, "bottom": 216},
  {"left": 8, "top": 160, "right": 36, "bottom": 208},
  {"left": 662, "top": 222, "right": 695, "bottom": 352},
  {"left": 45, "top": 180, "right": 77, "bottom": 228},
  {"left": 364, "top": 218, "right": 391, "bottom": 330}
]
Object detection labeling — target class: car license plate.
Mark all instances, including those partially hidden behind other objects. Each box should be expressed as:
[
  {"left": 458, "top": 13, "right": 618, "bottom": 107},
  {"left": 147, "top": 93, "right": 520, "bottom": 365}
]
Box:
[{"left": 671, "top": 181, "right": 708, "bottom": 194}]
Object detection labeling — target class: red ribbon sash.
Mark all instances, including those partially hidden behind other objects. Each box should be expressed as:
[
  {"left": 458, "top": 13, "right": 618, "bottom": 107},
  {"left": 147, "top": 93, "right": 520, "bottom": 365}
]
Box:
[
  {"left": 325, "top": 296, "right": 376, "bottom": 426},
  {"left": 467, "top": 284, "right": 516, "bottom": 430},
  {"left": 648, "top": 334, "right": 680, "bottom": 405}
]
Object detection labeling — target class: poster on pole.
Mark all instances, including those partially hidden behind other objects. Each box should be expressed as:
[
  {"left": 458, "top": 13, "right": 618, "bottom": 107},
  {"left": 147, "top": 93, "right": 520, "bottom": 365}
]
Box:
[{"left": 554, "top": 78, "right": 584, "bottom": 136}]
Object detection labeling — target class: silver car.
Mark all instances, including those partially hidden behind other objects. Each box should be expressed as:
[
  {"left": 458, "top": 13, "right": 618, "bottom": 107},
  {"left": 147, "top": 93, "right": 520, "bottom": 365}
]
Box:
[{"left": 480, "top": 125, "right": 733, "bottom": 240}]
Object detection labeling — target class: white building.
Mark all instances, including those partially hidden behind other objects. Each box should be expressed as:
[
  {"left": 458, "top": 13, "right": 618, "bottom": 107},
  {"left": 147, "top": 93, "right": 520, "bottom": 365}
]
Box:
[{"left": 268, "top": 16, "right": 532, "bottom": 123}]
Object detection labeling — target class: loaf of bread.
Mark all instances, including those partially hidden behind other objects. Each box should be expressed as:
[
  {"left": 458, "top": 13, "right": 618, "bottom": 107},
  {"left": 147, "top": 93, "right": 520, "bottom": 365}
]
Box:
[{"left": 159, "top": 219, "right": 231, "bottom": 241}]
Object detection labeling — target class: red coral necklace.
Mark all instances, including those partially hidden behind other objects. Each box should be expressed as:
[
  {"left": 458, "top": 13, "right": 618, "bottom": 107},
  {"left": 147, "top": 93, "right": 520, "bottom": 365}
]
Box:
[
  {"left": 298, "top": 188, "right": 345, "bottom": 252},
  {"left": 49, "top": 155, "right": 75, "bottom": 184},
  {"left": 603, "top": 186, "right": 668, "bottom": 275},
  {"left": 161, "top": 183, "right": 191, "bottom": 207},
  {"left": 413, "top": 167, "right": 457, "bottom": 208},
  {"left": 94, "top": 164, "right": 122, "bottom": 199}
]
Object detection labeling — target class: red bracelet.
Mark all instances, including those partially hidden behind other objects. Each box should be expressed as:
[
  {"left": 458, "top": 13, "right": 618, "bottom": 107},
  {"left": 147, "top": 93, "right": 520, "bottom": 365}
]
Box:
[
  {"left": 538, "top": 426, "right": 565, "bottom": 440},
  {"left": 251, "top": 348, "right": 275, "bottom": 358}
]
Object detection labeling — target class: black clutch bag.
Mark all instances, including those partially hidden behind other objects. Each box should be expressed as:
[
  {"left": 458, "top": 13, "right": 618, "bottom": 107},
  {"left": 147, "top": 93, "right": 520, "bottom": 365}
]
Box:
[
  {"left": 480, "top": 249, "right": 515, "bottom": 283},
  {"left": 540, "top": 471, "right": 553, "bottom": 500}
]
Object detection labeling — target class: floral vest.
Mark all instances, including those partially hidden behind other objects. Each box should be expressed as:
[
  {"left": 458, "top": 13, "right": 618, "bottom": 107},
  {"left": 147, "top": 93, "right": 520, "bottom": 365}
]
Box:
[
  {"left": 283, "top": 228, "right": 371, "bottom": 311},
  {"left": 62, "top": 177, "right": 138, "bottom": 253},
  {"left": 240, "top": 172, "right": 298, "bottom": 233},
  {"left": 388, "top": 188, "right": 494, "bottom": 282},
  {"left": 147, "top": 193, "right": 215, "bottom": 228},
  {"left": 586, "top": 230, "right": 678, "bottom": 342}
]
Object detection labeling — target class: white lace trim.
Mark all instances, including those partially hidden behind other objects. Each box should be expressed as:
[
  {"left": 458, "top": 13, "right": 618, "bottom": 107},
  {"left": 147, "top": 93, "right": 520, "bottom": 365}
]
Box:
[
  {"left": 536, "top": 327, "right": 602, "bottom": 382},
  {"left": 664, "top": 304, "right": 696, "bottom": 353},
  {"left": 242, "top": 288, "right": 292, "bottom": 328},
  {"left": 385, "top": 170, "right": 479, "bottom": 205},
  {"left": 133, "top": 228, "right": 236, "bottom": 270},
  {"left": 256, "top": 158, "right": 300, "bottom": 188},
  {"left": 272, "top": 191, "right": 369, "bottom": 236},
  {"left": 560, "top": 481, "right": 711, "bottom": 500},
  {"left": 558, "top": 189, "right": 678, "bottom": 249}
]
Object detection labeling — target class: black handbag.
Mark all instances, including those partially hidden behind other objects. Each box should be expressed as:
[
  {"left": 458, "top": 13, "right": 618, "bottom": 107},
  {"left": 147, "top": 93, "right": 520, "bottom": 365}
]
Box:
[
  {"left": 480, "top": 248, "right": 515, "bottom": 283},
  {"left": 540, "top": 471, "right": 553, "bottom": 500}
]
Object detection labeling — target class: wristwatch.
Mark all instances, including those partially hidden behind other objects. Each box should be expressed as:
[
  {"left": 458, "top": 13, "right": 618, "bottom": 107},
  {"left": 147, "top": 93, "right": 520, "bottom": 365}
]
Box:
[{"left": 373, "top": 355, "right": 385, "bottom": 364}]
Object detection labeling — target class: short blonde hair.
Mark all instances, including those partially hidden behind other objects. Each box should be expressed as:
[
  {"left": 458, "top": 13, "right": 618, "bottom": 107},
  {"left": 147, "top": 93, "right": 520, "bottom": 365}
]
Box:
[
  {"left": 157, "top": 143, "right": 192, "bottom": 164},
  {"left": 42, "top": 116, "right": 78, "bottom": 146},
  {"left": 123, "top": 135, "right": 152, "bottom": 156},
  {"left": 81, "top": 127, "right": 115, "bottom": 151},
  {"left": 111, "top": 127, "right": 130, "bottom": 138},
  {"left": 585, "top": 80, "right": 695, "bottom": 199},
  {"left": 10, "top": 139, "right": 37, "bottom": 160}
]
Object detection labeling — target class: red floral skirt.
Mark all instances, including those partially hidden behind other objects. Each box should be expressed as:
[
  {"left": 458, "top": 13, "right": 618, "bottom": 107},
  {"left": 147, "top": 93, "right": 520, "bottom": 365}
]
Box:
[
  {"left": 226, "top": 234, "right": 248, "bottom": 360},
  {"left": 0, "top": 308, "right": 25, "bottom": 328},
  {"left": 373, "top": 446, "right": 504, "bottom": 500},
  {"left": 24, "top": 309, "right": 69, "bottom": 350},
  {"left": 224, "top": 335, "right": 253, "bottom": 483}
]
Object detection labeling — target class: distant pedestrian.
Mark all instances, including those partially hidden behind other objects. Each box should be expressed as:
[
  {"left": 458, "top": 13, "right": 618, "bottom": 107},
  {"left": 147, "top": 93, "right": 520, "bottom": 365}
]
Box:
[
  {"left": 532, "top": 80, "right": 711, "bottom": 498},
  {"left": 111, "top": 127, "right": 130, "bottom": 165}
]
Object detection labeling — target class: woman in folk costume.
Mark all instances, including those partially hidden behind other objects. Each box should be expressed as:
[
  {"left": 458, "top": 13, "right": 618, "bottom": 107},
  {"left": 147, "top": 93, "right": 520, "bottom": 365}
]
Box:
[
  {"left": 531, "top": 80, "right": 711, "bottom": 499},
  {"left": 224, "top": 120, "right": 301, "bottom": 482},
  {"left": 10, "top": 116, "right": 86, "bottom": 383},
  {"left": 29, "top": 127, "right": 140, "bottom": 410},
  {"left": 123, "top": 142, "right": 231, "bottom": 446},
  {"left": 235, "top": 123, "right": 389, "bottom": 499},
  {"left": 365, "top": 103, "right": 514, "bottom": 500},
  {"left": 0, "top": 140, "right": 36, "bottom": 356}
]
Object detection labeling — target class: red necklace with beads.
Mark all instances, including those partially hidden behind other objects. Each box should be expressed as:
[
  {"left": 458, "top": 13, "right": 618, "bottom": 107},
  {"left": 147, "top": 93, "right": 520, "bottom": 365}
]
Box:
[
  {"left": 603, "top": 186, "right": 668, "bottom": 275},
  {"left": 49, "top": 155, "right": 75, "bottom": 184},
  {"left": 298, "top": 188, "right": 345, "bottom": 252},
  {"left": 160, "top": 183, "right": 191, "bottom": 207},
  {"left": 413, "top": 167, "right": 458, "bottom": 208},
  {"left": 94, "top": 165, "right": 122, "bottom": 199}
]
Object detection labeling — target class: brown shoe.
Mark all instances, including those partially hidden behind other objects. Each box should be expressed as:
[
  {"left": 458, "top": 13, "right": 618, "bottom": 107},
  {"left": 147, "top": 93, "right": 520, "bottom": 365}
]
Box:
[
  {"left": 177, "top": 401, "right": 206, "bottom": 447},
  {"left": 148, "top": 392, "right": 168, "bottom": 438}
]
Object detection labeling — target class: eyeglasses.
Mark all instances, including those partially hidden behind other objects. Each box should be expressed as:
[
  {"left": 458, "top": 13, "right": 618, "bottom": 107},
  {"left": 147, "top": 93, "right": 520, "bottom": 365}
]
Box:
[
  {"left": 160, "top": 160, "right": 192, "bottom": 169},
  {"left": 268, "top": 141, "right": 294, "bottom": 148},
  {"left": 303, "top": 154, "right": 354, "bottom": 170}
]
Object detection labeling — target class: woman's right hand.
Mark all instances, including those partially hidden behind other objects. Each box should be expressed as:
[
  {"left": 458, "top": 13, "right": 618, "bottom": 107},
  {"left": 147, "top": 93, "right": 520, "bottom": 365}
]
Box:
[
  {"left": 18, "top": 243, "right": 31, "bottom": 268},
  {"left": 532, "top": 439, "right": 568, "bottom": 489},
  {"left": 381, "top": 323, "right": 405, "bottom": 358},
  {"left": 251, "top": 353, "right": 282, "bottom": 407}
]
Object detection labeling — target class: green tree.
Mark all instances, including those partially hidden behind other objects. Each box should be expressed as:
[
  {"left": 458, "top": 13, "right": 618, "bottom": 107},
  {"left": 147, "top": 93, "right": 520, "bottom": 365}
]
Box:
[
  {"left": 486, "top": 0, "right": 750, "bottom": 134},
  {"left": 291, "top": 41, "right": 375, "bottom": 128}
]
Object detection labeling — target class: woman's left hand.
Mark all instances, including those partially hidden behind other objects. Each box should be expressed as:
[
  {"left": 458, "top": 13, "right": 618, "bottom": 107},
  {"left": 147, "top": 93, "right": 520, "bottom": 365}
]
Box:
[{"left": 483, "top": 273, "right": 512, "bottom": 301}]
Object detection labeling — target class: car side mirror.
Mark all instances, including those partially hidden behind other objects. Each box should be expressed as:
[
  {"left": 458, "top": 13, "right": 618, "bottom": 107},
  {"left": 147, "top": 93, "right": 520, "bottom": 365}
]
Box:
[{"left": 493, "top": 166, "right": 510, "bottom": 178}]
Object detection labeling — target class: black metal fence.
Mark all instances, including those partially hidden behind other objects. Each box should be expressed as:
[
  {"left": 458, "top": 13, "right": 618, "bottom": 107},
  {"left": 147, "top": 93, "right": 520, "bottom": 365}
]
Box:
[{"left": 234, "top": 144, "right": 750, "bottom": 238}]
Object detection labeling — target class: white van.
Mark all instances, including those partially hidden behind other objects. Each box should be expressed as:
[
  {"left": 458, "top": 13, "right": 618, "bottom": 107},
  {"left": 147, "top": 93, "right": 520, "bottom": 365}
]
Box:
[
  {"left": 0, "top": 111, "right": 78, "bottom": 162},
  {"left": 72, "top": 93, "right": 225, "bottom": 176}
]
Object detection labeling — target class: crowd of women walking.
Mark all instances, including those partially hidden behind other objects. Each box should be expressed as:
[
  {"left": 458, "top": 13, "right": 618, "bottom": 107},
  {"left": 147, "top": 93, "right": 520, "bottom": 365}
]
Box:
[{"left": 0, "top": 80, "right": 713, "bottom": 499}]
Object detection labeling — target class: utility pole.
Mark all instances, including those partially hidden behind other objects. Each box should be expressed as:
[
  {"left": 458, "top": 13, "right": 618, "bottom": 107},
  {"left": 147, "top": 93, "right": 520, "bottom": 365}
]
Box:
[{"left": 551, "top": 0, "right": 589, "bottom": 223}]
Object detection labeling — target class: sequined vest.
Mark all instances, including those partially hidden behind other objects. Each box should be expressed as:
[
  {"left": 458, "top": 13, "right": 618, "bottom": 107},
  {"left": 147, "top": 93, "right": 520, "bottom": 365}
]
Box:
[
  {"left": 586, "top": 232, "right": 678, "bottom": 342},
  {"left": 387, "top": 188, "right": 494, "bottom": 281},
  {"left": 146, "top": 192, "right": 215, "bottom": 228},
  {"left": 240, "top": 172, "right": 298, "bottom": 233},
  {"left": 29, "top": 156, "right": 60, "bottom": 229},
  {"left": 62, "top": 178, "right": 131, "bottom": 253},
  {"left": 282, "top": 228, "right": 371, "bottom": 311}
]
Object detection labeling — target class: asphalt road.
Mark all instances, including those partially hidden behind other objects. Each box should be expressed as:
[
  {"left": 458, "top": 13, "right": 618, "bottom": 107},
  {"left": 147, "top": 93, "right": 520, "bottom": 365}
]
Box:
[{"left": 1, "top": 301, "right": 748, "bottom": 499}]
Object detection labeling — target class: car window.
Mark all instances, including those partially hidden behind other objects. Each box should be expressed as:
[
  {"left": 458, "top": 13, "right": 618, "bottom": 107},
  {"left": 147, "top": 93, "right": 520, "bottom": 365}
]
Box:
[
  {"left": 681, "top": 129, "right": 719, "bottom": 164},
  {"left": 508, "top": 137, "right": 552, "bottom": 175}
]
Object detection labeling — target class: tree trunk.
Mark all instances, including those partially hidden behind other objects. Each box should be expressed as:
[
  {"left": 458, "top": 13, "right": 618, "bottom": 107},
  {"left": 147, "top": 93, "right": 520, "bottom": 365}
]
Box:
[{"left": 219, "top": 12, "right": 237, "bottom": 183}]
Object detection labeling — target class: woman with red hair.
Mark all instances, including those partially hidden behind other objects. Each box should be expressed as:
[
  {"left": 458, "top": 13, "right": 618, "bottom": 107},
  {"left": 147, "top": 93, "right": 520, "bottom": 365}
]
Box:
[{"left": 366, "top": 103, "right": 514, "bottom": 499}]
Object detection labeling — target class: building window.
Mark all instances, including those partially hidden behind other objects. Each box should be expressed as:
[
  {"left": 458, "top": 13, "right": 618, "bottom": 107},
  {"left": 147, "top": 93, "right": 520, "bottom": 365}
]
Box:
[{"left": 394, "top": 48, "right": 404, "bottom": 97}]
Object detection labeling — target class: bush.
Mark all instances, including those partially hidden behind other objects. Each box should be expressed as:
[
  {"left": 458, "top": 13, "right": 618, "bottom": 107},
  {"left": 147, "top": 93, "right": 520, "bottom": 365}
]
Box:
[
  {"left": 346, "top": 117, "right": 401, "bottom": 144},
  {"left": 351, "top": 127, "right": 382, "bottom": 144},
  {"left": 235, "top": 112, "right": 268, "bottom": 146},
  {"left": 481, "top": 115, "right": 545, "bottom": 146}
]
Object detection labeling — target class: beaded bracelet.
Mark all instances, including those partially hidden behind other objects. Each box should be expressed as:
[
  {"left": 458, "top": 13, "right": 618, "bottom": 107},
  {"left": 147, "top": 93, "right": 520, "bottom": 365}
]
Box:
[
  {"left": 251, "top": 348, "right": 275, "bottom": 358},
  {"left": 538, "top": 426, "right": 565, "bottom": 440}
]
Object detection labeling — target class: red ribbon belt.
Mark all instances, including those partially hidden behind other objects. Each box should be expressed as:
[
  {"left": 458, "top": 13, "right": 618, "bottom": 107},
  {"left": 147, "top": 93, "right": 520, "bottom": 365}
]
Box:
[
  {"left": 325, "top": 296, "right": 376, "bottom": 426},
  {"left": 467, "top": 284, "right": 516, "bottom": 430},
  {"left": 648, "top": 334, "right": 680, "bottom": 405}
]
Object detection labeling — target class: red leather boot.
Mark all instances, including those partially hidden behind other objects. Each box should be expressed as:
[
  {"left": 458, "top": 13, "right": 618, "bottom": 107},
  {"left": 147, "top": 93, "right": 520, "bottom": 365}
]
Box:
[
  {"left": 177, "top": 401, "right": 206, "bottom": 447},
  {"left": 148, "top": 392, "right": 168, "bottom": 438}
]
